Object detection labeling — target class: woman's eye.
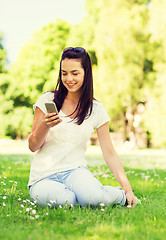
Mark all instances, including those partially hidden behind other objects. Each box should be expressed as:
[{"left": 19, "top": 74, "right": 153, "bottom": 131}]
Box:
[
  {"left": 73, "top": 73, "right": 78, "bottom": 76},
  {"left": 62, "top": 73, "right": 67, "bottom": 76}
]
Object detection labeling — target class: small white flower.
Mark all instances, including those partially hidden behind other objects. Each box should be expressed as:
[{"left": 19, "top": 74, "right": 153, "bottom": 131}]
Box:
[
  {"left": 3, "top": 202, "right": 6, "bottom": 207},
  {"left": 31, "top": 202, "right": 35, "bottom": 206},
  {"left": 59, "top": 205, "right": 62, "bottom": 209},
  {"left": 30, "top": 216, "right": 34, "bottom": 220},
  {"left": 47, "top": 203, "right": 51, "bottom": 207},
  {"left": 100, "top": 203, "right": 105, "bottom": 207},
  {"left": 3, "top": 196, "right": 6, "bottom": 200},
  {"left": 23, "top": 200, "right": 26, "bottom": 203},
  {"left": 26, "top": 199, "right": 30, "bottom": 203},
  {"left": 161, "top": 181, "right": 164, "bottom": 184},
  {"left": 32, "top": 209, "right": 36, "bottom": 215},
  {"left": 145, "top": 176, "right": 150, "bottom": 181},
  {"left": 9, "top": 180, "right": 13, "bottom": 183},
  {"left": 127, "top": 205, "right": 131, "bottom": 208},
  {"left": 7, "top": 214, "right": 10, "bottom": 217},
  {"left": 46, "top": 213, "right": 49, "bottom": 215},
  {"left": 20, "top": 204, "right": 24, "bottom": 208},
  {"left": 4, "top": 177, "right": 7, "bottom": 179},
  {"left": 18, "top": 198, "right": 21, "bottom": 201},
  {"left": 26, "top": 208, "right": 30, "bottom": 212},
  {"left": 15, "top": 181, "right": 17, "bottom": 184},
  {"left": 101, "top": 208, "right": 104, "bottom": 212},
  {"left": 34, "top": 201, "right": 37, "bottom": 204},
  {"left": 69, "top": 204, "right": 73, "bottom": 208},
  {"left": 35, "top": 215, "right": 39, "bottom": 218}
]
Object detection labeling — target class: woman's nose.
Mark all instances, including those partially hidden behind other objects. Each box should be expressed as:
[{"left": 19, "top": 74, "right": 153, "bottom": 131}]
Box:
[{"left": 66, "top": 74, "right": 73, "bottom": 81}]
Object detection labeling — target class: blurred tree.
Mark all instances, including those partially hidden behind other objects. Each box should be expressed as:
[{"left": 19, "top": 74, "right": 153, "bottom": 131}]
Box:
[
  {"left": 3, "top": 19, "right": 71, "bottom": 138},
  {"left": 67, "top": 0, "right": 100, "bottom": 65},
  {"left": 0, "top": 33, "right": 11, "bottom": 138},
  {"left": 142, "top": 0, "right": 166, "bottom": 147},
  {"left": 93, "top": 0, "right": 155, "bottom": 144},
  {"left": 8, "top": 19, "right": 71, "bottom": 106},
  {"left": 1, "top": 0, "right": 166, "bottom": 147},
  {"left": 0, "top": 74, "right": 13, "bottom": 138},
  {"left": 0, "top": 32, "right": 7, "bottom": 73}
]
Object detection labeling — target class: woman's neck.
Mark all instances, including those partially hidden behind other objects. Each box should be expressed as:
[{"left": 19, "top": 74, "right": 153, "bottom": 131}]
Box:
[{"left": 66, "top": 92, "right": 80, "bottom": 103}]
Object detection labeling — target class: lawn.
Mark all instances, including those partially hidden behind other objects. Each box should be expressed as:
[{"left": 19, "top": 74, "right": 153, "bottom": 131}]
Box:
[{"left": 0, "top": 146, "right": 166, "bottom": 240}]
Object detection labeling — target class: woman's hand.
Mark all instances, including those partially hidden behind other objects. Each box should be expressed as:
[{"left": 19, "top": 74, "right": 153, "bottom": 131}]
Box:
[
  {"left": 28, "top": 108, "right": 62, "bottom": 152},
  {"left": 125, "top": 190, "right": 138, "bottom": 207},
  {"left": 43, "top": 112, "right": 62, "bottom": 128}
]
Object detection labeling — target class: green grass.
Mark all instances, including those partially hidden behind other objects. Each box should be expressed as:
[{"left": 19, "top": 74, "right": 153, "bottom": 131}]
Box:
[{"left": 0, "top": 152, "right": 166, "bottom": 240}]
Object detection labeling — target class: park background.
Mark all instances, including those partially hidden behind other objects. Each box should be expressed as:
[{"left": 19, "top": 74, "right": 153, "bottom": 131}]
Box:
[
  {"left": 0, "top": 0, "right": 166, "bottom": 149},
  {"left": 0, "top": 1, "right": 166, "bottom": 240}
]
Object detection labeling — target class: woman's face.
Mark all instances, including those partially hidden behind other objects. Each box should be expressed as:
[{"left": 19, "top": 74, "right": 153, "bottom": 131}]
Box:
[{"left": 61, "top": 58, "right": 85, "bottom": 95}]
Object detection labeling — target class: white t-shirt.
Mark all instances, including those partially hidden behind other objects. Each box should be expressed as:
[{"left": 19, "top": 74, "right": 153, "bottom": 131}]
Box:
[{"left": 28, "top": 92, "right": 110, "bottom": 186}]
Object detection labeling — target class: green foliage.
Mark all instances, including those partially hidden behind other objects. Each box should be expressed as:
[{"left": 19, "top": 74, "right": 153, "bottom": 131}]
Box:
[
  {"left": 5, "top": 107, "right": 33, "bottom": 139},
  {"left": 1, "top": 0, "right": 166, "bottom": 147},
  {"left": 9, "top": 19, "right": 71, "bottom": 105},
  {"left": 82, "top": 0, "right": 166, "bottom": 147},
  {"left": 141, "top": 0, "right": 166, "bottom": 147},
  {"left": 0, "top": 74, "right": 14, "bottom": 138},
  {"left": 0, "top": 33, "right": 7, "bottom": 73},
  {"left": 1, "top": 19, "right": 71, "bottom": 139},
  {"left": 0, "top": 75, "right": 32, "bottom": 139},
  {"left": 93, "top": 1, "right": 155, "bottom": 134}
]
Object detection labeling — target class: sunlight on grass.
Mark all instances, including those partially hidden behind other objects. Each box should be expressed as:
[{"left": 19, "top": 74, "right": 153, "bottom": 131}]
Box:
[
  {"left": 86, "top": 145, "right": 166, "bottom": 169},
  {"left": 84, "top": 223, "right": 136, "bottom": 240}
]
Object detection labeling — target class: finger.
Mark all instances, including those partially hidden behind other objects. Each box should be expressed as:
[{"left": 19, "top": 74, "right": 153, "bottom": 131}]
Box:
[
  {"left": 45, "top": 113, "right": 60, "bottom": 122},
  {"left": 132, "top": 202, "right": 137, "bottom": 207},
  {"left": 47, "top": 115, "right": 60, "bottom": 122},
  {"left": 127, "top": 199, "right": 132, "bottom": 206},
  {"left": 129, "top": 197, "right": 137, "bottom": 207},
  {"left": 46, "top": 118, "right": 62, "bottom": 126},
  {"left": 46, "top": 112, "right": 58, "bottom": 118},
  {"left": 132, "top": 198, "right": 138, "bottom": 207}
]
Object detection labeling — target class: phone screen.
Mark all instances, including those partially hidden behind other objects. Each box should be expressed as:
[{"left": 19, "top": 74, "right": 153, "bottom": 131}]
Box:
[{"left": 45, "top": 103, "right": 58, "bottom": 114}]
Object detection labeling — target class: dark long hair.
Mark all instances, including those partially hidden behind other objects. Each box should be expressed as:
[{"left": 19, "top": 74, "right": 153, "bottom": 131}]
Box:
[{"left": 53, "top": 47, "right": 94, "bottom": 125}]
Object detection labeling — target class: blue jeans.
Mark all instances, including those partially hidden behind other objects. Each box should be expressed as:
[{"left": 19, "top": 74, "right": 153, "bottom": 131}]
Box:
[{"left": 29, "top": 166, "right": 126, "bottom": 207}]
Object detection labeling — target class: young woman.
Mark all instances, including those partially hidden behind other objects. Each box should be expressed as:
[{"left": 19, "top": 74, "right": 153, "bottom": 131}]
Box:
[{"left": 28, "top": 47, "right": 138, "bottom": 208}]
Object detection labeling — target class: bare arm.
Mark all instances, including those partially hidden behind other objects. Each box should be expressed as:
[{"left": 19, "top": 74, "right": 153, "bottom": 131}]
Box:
[
  {"left": 97, "top": 122, "right": 137, "bottom": 206},
  {"left": 28, "top": 107, "right": 62, "bottom": 152}
]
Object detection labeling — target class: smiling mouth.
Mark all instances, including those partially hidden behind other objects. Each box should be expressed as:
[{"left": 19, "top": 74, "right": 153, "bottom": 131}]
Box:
[{"left": 67, "top": 83, "right": 76, "bottom": 87}]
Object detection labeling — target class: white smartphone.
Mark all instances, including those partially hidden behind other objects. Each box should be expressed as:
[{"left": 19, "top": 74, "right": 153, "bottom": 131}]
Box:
[{"left": 45, "top": 102, "right": 58, "bottom": 114}]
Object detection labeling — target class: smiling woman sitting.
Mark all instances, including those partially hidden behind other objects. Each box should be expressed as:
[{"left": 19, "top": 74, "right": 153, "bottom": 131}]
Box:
[{"left": 28, "top": 47, "right": 138, "bottom": 208}]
